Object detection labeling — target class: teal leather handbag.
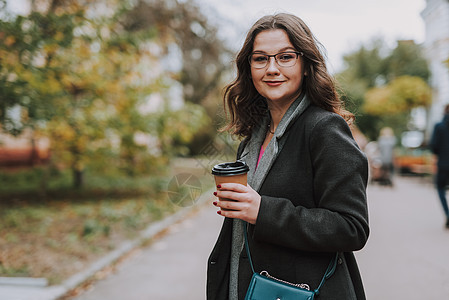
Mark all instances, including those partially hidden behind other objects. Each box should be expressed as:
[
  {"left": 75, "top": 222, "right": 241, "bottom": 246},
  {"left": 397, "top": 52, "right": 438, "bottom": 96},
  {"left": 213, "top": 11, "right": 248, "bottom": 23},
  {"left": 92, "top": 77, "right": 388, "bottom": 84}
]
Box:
[{"left": 243, "top": 223, "right": 338, "bottom": 300}]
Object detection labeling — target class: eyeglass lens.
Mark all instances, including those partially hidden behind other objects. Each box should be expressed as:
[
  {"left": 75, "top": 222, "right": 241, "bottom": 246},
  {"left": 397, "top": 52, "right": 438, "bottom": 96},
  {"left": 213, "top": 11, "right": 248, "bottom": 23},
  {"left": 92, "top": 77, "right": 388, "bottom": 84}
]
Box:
[{"left": 249, "top": 52, "right": 299, "bottom": 68}]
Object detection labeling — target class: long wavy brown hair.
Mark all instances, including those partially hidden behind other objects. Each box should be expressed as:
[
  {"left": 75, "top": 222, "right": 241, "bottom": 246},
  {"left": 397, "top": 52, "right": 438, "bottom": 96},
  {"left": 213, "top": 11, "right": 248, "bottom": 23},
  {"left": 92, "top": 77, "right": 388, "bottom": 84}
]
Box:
[{"left": 222, "top": 13, "right": 354, "bottom": 138}]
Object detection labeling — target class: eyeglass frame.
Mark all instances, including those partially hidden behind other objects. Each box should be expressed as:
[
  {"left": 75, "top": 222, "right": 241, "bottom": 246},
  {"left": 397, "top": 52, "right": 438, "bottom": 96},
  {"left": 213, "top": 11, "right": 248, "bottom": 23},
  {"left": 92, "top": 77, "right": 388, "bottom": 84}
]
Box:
[{"left": 248, "top": 51, "right": 304, "bottom": 69}]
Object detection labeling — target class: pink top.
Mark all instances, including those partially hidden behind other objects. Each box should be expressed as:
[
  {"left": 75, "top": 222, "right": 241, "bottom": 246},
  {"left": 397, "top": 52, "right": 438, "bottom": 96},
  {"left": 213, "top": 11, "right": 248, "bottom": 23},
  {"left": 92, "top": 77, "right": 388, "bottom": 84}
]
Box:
[{"left": 257, "top": 145, "right": 264, "bottom": 168}]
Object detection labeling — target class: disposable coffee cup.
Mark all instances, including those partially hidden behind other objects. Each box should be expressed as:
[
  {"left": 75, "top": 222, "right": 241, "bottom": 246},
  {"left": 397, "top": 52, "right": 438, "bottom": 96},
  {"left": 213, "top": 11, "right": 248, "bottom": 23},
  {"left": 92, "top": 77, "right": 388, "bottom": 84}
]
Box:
[
  {"left": 211, "top": 160, "right": 249, "bottom": 186},
  {"left": 212, "top": 161, "right": 249, "bottom": 211}
]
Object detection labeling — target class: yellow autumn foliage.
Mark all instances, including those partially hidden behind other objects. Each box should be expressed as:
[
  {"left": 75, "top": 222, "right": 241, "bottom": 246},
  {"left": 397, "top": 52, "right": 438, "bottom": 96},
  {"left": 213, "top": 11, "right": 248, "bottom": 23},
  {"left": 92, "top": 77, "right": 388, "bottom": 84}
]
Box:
[
  {"left": 4, "top": 35, "right": 16, "bottom": 47},
  {"left": 364, "top": 75, "right": 431, "bottom": 116},
  {"left": 54, "top": 31, "right": 65, "bottom": 42},
  {"left": 389, "top": 76, "right": 432, "bottom": 107}
]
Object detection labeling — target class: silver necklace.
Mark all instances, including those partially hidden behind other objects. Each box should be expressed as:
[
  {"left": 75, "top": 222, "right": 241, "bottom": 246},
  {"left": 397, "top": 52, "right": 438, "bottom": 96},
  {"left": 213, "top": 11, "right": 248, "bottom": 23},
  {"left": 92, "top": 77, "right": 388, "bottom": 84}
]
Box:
[{"left": 268, "top": 119, "right": 275, "bottom": 134}]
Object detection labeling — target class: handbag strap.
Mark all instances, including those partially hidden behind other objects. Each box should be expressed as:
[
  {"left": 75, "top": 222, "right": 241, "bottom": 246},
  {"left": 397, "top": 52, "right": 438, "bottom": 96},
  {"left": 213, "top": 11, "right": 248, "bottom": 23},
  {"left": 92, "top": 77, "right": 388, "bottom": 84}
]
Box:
[
  {"left": 243, "top": 222, "right": 257, "bottom": 274},
  {"left": 243, "top": 222, "right": 338, "bottom": 295}
]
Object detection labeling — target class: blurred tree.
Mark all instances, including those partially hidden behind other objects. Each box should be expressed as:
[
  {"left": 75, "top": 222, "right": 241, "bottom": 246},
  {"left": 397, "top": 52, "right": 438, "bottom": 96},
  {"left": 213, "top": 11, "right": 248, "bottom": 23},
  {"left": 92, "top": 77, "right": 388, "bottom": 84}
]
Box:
[
  {"left": 0, "top": 0, "right": 79, "bottom": 135},
  {"left": 0, "top": 0, "right": 162, "bottom": 187},
  {"left": 336, "top": 38, "right": 387, "bottom": 139},
  {"left": 44, "top": 25, "right": 159, "bottom": 183},
  {"left": 154, "top": 102, "right": 211, "bottom": 157},
  {"left": 122, "top": 0, "right": 232, "bottom": 106},
  {"left": 364, "top": 76, "right": 432, "bottom": 115},
  {"left": 363, "top": 75, "right": 432, "bottom": 136},
  {"left": 384, "top": 40, "right": 430, "bottom": 82},
  {"left": 338, "top": 39, "right": 388, "bottom": 89},
  {"left": 121, "top": 0, "right": 232, "bottom": 157},
  {"left": 336, "top": 38, "right": 431, "bottom": 141},
  {"left": 0, "top": 0, "right": 228, "bottom": 188}
]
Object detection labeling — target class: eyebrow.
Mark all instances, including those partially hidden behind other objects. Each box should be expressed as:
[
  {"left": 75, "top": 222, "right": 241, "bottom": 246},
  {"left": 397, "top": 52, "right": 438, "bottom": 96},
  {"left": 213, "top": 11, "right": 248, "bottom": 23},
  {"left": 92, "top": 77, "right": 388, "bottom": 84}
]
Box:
[{"left": 252, "top": 46, "right": 297, "bottom": 54}]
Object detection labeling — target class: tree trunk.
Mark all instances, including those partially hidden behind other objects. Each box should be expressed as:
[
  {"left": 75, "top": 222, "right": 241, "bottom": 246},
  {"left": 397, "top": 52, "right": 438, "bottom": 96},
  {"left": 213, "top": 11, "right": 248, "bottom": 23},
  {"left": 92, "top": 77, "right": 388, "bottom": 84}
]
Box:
[
  {"left": 73, "top": 168, "right": 84, "bottom": 189},
  {"left": 29, "top": 136, "right": 38, "bottom": 166}
]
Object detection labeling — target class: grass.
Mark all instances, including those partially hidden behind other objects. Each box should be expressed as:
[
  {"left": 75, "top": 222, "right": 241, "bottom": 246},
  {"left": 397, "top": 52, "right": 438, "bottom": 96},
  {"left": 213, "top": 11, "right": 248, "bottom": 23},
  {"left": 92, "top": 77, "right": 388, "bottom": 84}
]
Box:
[{"left": 0, "top": 161, "right": 215, "bottom": 285}]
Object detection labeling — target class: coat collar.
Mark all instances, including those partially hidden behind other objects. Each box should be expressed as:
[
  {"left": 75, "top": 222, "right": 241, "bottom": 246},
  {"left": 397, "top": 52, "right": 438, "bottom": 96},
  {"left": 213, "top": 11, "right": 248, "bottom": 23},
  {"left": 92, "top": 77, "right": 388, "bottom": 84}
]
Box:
[{"left": 240, "top": 94, "right": 310, "bottom": 192}]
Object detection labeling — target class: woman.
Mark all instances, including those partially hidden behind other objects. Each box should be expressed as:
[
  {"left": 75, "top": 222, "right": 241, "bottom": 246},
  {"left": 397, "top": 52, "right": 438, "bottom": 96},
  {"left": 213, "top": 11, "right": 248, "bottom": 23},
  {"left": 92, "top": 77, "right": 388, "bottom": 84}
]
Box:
[
  {"left": 208, "top": 13, "right": 369, "bottom": 299},
  {"left": 377, "top": 127, "right": 396, "bottom": 186}
]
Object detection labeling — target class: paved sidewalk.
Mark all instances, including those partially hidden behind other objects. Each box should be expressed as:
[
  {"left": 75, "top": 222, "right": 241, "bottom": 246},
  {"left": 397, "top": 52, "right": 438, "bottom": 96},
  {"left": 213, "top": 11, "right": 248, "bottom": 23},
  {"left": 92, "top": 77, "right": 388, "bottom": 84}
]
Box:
[{"left": 357, "top": 176, "right": 449, "bottom": 299}]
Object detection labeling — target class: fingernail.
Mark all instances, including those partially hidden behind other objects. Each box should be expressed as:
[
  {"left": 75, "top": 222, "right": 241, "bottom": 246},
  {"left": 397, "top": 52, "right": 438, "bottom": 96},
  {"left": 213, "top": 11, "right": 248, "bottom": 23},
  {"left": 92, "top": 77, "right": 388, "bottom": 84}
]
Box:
[
  {"left": 213, "top": 201, "right": 217, "bottom": 206},
  {"left": 217, "top": 211, "right": 222, "bottom": 215},
  {"left": 216, "top": 184, "right": 221, "bottom": 188},
  {"left": 213, "top": 192, "right": 217, "bottom": 196}
]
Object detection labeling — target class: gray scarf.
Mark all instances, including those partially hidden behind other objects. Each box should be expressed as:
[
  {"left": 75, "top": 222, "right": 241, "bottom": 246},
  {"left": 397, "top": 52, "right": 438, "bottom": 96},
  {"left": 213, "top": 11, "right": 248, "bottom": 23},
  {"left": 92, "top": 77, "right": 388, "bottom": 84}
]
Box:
[{"left": 228, "top": 94, "right": 311, "bottom": 300}]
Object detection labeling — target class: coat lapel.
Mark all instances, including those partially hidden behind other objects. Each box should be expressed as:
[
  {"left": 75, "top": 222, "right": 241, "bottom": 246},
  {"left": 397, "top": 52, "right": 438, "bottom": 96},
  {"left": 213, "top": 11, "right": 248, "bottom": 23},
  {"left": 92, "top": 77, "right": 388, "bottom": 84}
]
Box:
[{"left": 241, "top": 95, "right": 311, "bottom": 192}]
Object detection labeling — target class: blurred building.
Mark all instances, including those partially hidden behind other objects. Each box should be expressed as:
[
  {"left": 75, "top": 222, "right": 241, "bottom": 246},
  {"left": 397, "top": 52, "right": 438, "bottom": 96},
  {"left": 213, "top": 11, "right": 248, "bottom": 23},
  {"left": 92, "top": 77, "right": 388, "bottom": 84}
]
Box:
[
  {"left": 0, "top": 128, "right": 50, "bottom": 167},
  {"left": 421, "top": 0, "right": 449, "bottom": 133}
]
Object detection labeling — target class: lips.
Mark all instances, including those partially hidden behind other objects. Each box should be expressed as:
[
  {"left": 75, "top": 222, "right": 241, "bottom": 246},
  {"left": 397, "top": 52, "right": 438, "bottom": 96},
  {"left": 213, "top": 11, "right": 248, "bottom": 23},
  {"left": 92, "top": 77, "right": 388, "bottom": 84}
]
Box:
[{"left": 264, "top": 81, "right": 284, "bottom": 86}]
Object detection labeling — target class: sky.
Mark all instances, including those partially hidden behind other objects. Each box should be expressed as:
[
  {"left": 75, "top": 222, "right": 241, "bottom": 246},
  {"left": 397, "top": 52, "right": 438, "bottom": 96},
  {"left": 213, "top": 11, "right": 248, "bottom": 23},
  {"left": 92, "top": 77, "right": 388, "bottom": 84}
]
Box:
[
  {"left": 195, "top": 0, "right": 427, "bottom": 73},
  {"left": 7, "top": 0, "right": 427, "bottom": 73}
]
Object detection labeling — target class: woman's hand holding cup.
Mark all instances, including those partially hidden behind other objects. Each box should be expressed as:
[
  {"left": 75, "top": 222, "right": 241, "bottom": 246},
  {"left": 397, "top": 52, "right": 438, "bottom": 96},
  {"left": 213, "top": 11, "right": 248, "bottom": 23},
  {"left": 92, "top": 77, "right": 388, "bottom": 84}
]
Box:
[
  {"left": 211, "top": 161, "right": 260, "bottom": 224},
  {"left": 213, "top": 183, "right": 261, "bottom": 225}
]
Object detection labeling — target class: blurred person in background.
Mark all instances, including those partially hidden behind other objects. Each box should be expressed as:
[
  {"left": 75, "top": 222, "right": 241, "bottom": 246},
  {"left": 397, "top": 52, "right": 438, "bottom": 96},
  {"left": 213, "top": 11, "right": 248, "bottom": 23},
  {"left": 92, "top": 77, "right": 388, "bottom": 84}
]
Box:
[
  {"left": 208, "top": 13, "right": 369, "bottom": 300},
  {"left": 377, "top": 127, "right": 396, "bottom": 186},
  {"left": 430, "top": 104, "right": 449, "bottom": 229}
]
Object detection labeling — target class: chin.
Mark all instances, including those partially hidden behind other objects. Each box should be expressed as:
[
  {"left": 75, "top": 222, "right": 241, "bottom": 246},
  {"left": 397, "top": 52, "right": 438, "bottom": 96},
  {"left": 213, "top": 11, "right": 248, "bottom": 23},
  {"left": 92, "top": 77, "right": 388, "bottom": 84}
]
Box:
[{"left": 265, "top": 95, "right": 294, "bottom": 103}]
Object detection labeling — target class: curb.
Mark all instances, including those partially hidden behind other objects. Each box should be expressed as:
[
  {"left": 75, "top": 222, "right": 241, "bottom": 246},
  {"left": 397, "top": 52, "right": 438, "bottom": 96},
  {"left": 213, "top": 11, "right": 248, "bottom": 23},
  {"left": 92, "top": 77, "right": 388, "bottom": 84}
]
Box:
[{"left": 0, "top": 187, "right": 214, "bottom": 300}]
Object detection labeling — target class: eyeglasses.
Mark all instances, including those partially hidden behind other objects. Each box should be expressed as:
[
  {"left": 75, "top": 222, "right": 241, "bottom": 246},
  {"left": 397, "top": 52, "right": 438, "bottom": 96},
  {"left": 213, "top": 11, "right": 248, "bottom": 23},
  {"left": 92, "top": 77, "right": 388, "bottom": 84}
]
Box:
[{"left": 248, "top": 51, "right": 303, "bottom": 69}]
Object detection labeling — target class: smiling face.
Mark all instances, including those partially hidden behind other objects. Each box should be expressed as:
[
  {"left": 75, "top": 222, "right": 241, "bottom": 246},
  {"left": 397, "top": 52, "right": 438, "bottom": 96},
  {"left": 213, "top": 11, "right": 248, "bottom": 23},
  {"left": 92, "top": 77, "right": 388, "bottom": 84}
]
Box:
[{"left": 250, "top": 29, "right": 305, "bottom": 108}]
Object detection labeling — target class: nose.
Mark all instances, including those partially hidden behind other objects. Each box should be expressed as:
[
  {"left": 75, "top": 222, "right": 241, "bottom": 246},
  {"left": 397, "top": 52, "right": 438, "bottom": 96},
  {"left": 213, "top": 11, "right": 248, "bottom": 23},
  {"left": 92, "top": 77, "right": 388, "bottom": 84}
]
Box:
[{"left": 266, "top": 57, "right": 280, "bottom": 74}]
